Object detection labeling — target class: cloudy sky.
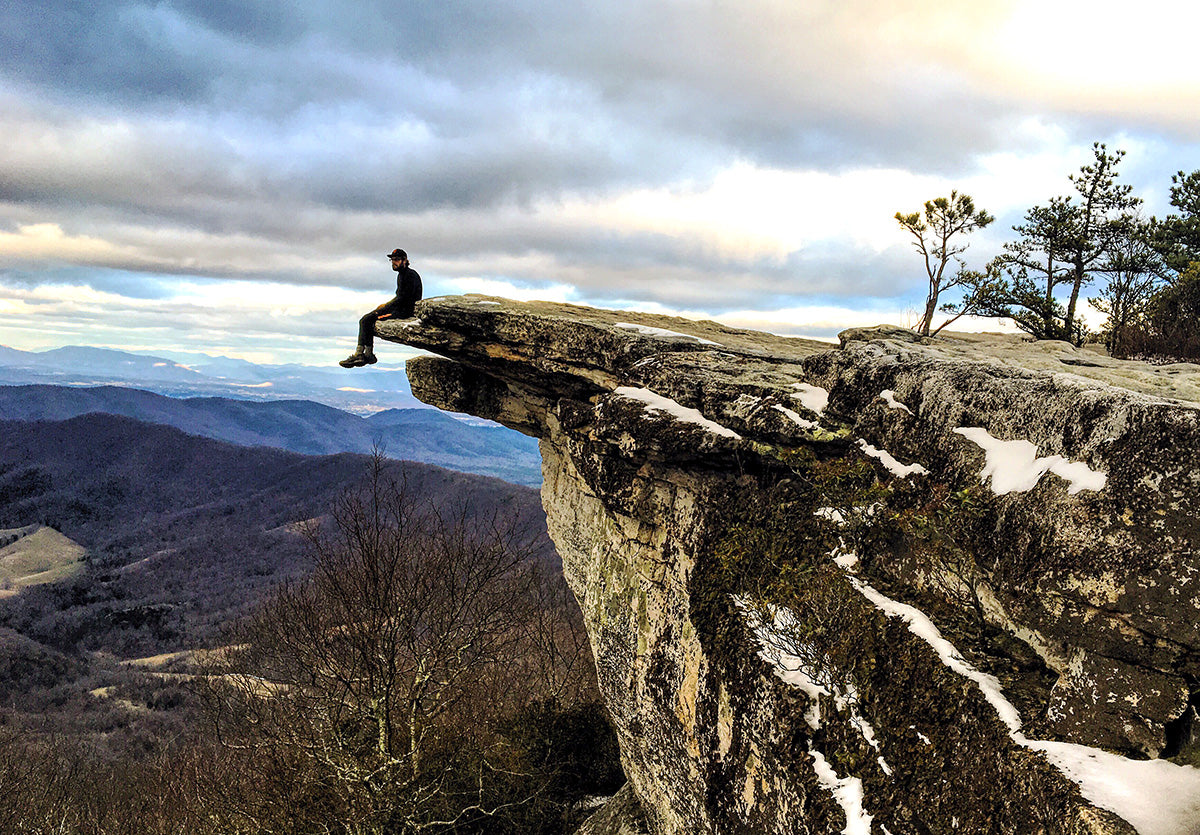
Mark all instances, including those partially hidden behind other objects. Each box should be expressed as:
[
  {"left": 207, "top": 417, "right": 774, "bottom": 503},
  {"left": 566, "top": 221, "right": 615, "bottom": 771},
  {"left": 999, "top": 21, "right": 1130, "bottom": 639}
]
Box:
[{"left": 2, "top": 0, "right": 1198, "bottom": 365}]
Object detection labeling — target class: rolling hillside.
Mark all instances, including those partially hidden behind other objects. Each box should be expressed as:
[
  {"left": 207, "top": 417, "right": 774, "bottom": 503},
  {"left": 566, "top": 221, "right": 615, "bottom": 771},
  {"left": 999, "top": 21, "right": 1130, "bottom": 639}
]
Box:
[
  {"left": 0, "top": 412, "right": 561, "bottom": 770},
  {"left": 0, "top": 526, "right": 85, "bottom": 595},
  {"left": 0, "top": 413, "right": 552, "bottom": 657},
  {"left": 0, "top": 384, "right": 542, "bottom": 485}
]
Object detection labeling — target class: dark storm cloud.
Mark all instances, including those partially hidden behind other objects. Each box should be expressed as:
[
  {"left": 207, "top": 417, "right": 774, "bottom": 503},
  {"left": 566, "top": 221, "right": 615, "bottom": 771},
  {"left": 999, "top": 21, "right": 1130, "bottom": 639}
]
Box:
[
  {"left": 2, "top": 1, "right": 213, "bottom": 104},
  {"left": 6, "top": 0, "right": 1183, "bottom": 198},
  {"left": 1, "top": 0, "right": 1013, "bottom": 188},
  {"left": 3, "top": 0, "right": 1025, "bottom": 273}
]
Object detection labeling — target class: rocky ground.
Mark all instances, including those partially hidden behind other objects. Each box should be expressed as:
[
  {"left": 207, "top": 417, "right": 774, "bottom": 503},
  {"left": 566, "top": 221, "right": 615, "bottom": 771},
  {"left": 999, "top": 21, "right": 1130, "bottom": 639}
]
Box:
[{"left": 381, "top": 296, "right": 1200, "bottom": 835}]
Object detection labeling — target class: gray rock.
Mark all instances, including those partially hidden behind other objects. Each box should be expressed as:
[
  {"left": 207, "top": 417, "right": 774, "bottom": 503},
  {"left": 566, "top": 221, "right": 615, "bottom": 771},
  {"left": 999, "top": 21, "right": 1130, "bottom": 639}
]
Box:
[
  {"left": 838, "top": 323, "right": 924, "bottom": 347},
  {"left": 379, "top": 297, "right": 1200, "bottom": 834},
  {"left": 1046, "top": 653, "right": 1189, "bottom": 758},
  {"left": 574, "top": 784, "right": 652, "bottom": 835}
]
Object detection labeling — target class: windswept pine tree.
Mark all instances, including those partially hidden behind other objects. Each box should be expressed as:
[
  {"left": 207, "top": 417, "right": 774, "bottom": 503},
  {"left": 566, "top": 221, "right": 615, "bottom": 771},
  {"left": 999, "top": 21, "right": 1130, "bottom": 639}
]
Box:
[{"left": 894, "top": 191, "right": 994, "bottom": 336}]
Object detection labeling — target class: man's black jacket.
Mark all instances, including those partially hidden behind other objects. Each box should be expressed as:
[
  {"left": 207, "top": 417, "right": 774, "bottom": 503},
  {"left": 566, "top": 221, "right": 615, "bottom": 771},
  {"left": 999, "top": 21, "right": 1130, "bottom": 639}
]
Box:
[{"left": 394, "top": 266, "right": 423, "bottom": 317}]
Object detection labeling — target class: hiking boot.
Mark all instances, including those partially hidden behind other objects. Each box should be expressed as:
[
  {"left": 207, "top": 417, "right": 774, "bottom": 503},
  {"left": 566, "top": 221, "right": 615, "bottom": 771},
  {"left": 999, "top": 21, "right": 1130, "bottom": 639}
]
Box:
[
  {"left": 361, "top": 352, "right": 377, "bottom": 365},
  {"left": 339, "top": 348, "right": 368, "bottom": 368}
]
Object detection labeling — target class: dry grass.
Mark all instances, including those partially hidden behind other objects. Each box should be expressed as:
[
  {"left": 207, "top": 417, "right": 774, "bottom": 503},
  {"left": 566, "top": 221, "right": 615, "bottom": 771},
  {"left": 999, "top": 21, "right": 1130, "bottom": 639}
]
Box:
[{"left": 0, "top": 526, "right": 86, "bottom": 590}]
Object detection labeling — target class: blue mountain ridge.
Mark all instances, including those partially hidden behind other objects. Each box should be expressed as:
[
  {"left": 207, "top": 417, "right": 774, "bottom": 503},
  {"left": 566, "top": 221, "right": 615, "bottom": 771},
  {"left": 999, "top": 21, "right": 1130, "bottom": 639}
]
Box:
[
  {"left": 0, "top": 384, "right": 541, "bottom": 487},
  {"left": 0, "top": 344, "right": 425, "bottom": 414}
]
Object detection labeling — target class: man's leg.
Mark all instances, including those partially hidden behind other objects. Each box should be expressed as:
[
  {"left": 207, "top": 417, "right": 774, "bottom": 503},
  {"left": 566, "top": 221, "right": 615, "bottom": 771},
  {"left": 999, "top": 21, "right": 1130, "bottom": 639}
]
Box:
[
  {"left": 340, "top": 309, "right": 381, "bottom": 367},
  {"left": 341, "top": 298, "right": 404, "bottom": 367},
  {"left": 357, "top": 310, "right": 379, "bottom": 352},
  {"left": 365, "top": 296, "right": 405, "bottom": 342}
]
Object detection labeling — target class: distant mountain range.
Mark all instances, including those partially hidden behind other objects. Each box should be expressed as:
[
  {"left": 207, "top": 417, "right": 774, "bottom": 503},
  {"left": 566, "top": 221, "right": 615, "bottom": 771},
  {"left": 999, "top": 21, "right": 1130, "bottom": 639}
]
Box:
[
  {"left": 0, "top": 385, "right": 542, "bottom": 486},
  {"left": 0, "top": 343, "right": 427, "bottom": 414},
  {"left": 0, "top": 343, "right": 541, "bottom": 485}
]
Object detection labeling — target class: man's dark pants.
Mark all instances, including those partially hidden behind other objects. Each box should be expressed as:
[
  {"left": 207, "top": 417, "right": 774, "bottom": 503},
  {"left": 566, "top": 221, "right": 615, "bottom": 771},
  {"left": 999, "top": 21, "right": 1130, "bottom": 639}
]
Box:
[{"left": 358, "top": 297, "right": 414, "bottom": 350}]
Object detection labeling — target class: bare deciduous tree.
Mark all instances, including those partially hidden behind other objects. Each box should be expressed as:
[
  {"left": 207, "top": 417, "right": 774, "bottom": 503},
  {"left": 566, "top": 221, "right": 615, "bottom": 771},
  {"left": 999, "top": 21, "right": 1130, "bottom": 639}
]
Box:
[{"left": 200, "top": 454, "right": 595, "bottom": 835}]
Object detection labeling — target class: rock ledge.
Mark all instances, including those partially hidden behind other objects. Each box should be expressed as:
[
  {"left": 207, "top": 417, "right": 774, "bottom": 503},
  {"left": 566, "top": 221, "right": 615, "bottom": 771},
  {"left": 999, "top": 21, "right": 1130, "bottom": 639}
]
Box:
[{"left": 380, "top": 296, "right": 1200, "bottom": 835}]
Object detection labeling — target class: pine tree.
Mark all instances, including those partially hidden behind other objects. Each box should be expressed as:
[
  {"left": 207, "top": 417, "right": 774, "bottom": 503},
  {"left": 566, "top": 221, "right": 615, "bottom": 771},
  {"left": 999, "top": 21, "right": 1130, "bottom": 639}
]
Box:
[
  {"left": 895, "top": 191, "right": 994, "bottom": 336},
  {"left": 1062, "top": 143, "right": 1140, "bottom": 328},
  {"left": 979, "top": 143, "right": 1140, "bottom": 344}
]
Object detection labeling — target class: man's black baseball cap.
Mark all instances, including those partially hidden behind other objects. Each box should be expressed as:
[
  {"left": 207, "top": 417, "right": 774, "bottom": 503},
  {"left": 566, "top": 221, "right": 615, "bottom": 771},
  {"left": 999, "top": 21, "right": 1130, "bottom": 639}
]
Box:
[{"left": 387, "top": 248, "right": 407, "bottom": 259}]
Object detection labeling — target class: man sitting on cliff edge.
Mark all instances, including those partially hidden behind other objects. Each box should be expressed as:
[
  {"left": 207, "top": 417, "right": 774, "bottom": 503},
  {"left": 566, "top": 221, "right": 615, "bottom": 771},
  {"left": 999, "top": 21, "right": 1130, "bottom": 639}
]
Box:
[{"left": 340, "top": 248, "right": 423, "bottom": 368}]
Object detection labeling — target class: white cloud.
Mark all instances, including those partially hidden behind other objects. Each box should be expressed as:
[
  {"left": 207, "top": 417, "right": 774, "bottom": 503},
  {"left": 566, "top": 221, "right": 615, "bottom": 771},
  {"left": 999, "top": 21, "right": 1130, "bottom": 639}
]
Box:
[
  {"left": 979, "top": 0, "right": 1200, "bottom": 131},
  {"left": 0, "top": 223, "right": 169, "bottom": 269},
  {"left": 442, "top": 277, "right": 578, "bottom": 303},
  {"left": 554, "top": 163, "right": 942, "bottom": 260},
  {"left": 0, "top": 277, "right": 391, "bottom": 364}
]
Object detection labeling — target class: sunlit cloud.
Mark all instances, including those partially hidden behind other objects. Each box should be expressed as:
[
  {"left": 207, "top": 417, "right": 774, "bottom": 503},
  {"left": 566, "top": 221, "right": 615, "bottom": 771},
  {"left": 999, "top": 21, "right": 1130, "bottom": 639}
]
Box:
[
  {"left": 442, "top": 277, "right": 579, "bottom": 303},
  {"left": 0, "top": 222, "right": 171, "bottom": 270},
  {"left": 980, "top": 0, "right": 1200, "bottom": 128}
]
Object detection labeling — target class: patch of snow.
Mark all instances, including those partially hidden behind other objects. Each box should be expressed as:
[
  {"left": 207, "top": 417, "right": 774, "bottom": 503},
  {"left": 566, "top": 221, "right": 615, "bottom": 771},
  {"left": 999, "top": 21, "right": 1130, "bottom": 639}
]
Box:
[
  {"left": 738, "top": 599, "right": 829, "bottom": 729},
  {"left": 791, "top": 382, "right": 830, "bottom": 415},
  {"left": 849, "top": 576, "right": 1022, "bottom": 733},
  {"left": 1046, "top": 460, "right": 1109, "bottom": 494},
  {"left": 880, "top": 389, "right": 913, "bottom": 414},
  {"left": 809, "top": 750, "right": 874, "bottom": 835},
  {"left": 475, "top": 300, "right": 501, "bottom": 306},
  {"left": 574, "top": 794, "right": 612, "bottom": 811},
  {"left": 815, "top": 507, "right": 847, "bottom": 525},
  {"left": 953, "top": 427, "right": 1107, "bottom": 494},
  {"left": 833, "top": 680, "right": 860, "bottom": 714},
  {"left": 877, "top": 756, "right": 893, "bottom": 777},
  {"left": 851, "top": 713, "right": 880, "bottom": 751},
  {"left": 842, "top": 568, "right": 1200, "bottom": 835},
  {"left": 740, "top": 597, "right": 887, "bottom": 795},
  {"left": 1025, "top": 740, "right": 1200, "bottom": 835},
  {"left": 614, "top": 322, "right": 720, "bottom": 345},
  {"left": 833, "top": 551, "right": 860, "bottom": 569},
  {"left": 772, "top": 404, "right": 819, "bottom": 429},
  {"left": 748, "top": 535, "right": 1200, "bottom": 834},
  {"left": 857, "top": 439, "right": 929, "bottom": 478},
  {"left": 613, "top": 386, "right": 742, "bottom": 439}
]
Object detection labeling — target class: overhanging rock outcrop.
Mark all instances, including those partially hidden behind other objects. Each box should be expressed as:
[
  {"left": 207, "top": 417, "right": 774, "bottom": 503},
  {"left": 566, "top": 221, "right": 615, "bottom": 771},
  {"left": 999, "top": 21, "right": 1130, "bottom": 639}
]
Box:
[{"left": 380, "top": 296, "right": 1200, "bottom": 835}]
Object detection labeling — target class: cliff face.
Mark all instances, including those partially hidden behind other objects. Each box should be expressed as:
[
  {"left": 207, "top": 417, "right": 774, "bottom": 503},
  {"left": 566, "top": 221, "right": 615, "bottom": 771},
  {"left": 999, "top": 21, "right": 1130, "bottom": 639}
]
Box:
[{"left": 380, "top": 298, "right": 1200, "bottom": 835}]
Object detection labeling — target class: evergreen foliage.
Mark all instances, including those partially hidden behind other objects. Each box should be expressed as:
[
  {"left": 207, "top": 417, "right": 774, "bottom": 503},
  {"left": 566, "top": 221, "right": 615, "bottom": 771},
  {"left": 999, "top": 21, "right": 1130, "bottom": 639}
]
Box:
[
  {"left": 894, "top": 191, "right": 995, "bottom": 336},
  {"left": 901, "top": 145, "right": 1197, "bottom": 355},
  {"left": 1105, "top": 168, "right": 1200, "bottom": 359},
  {"left": 978, "top": 144, "right": 1141, "bottom": 344},
  {"left": 1112, "top": 264, "right": 1200, "bottom": 361},
  {"left": 1153, "top": 170, "right": 1200, "bottom": 274}
]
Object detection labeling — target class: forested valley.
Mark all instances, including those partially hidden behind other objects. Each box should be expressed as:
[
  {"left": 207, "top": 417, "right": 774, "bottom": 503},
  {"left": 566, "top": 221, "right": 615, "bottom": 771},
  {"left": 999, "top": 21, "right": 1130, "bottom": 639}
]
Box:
[{"left": 0, "top": 413, "right": 620, "bottom": 834}]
